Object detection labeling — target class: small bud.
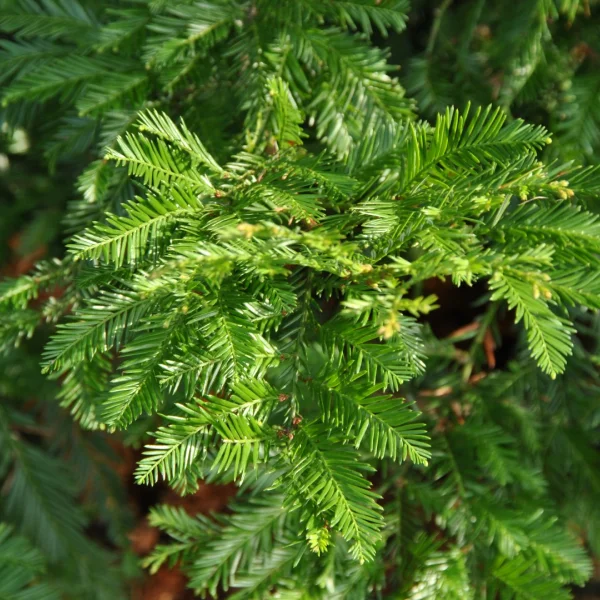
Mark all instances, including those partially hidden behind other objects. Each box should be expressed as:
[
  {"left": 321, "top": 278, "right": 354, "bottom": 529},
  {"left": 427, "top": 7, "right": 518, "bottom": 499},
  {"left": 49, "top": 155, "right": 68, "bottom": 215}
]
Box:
[
  {"left": 278, "top": 393, "right": 290, "bottom": 402},
  {"left": 378, "top": 317, "right": 400, "bottom": 339},
  {"left": 236, "top": 223, "right": 261, "bottom": 238}
]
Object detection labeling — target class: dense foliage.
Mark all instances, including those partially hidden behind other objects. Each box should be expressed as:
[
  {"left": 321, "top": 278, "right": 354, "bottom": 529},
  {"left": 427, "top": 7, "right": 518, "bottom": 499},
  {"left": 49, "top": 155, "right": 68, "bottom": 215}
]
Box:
[{"left": 0, "top": 0, "right": 599, "bottom": 598}]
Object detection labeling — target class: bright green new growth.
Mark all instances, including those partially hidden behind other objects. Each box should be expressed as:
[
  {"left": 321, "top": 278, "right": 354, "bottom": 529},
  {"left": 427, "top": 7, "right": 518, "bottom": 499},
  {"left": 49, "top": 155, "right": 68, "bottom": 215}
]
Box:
[{"left": 0, "top": 0, "right": 599, "bottom": 598}]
